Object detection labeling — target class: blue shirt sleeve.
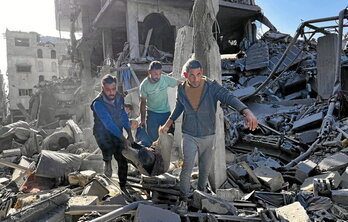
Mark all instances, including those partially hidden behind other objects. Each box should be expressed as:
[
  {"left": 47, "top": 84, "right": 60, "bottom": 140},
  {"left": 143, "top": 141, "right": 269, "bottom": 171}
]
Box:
[{"left": 93, "top": 101, "right": 122, "bottom": 137}]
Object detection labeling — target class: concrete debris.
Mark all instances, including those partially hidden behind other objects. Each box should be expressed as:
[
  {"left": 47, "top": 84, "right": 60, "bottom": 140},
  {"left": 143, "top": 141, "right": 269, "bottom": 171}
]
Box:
[
  {"left": 318, "top": 152, "right": 348, "bottom": 172},
  {"left": 192, "top": 190, "right": 237, "bottom": 215},
  {"left": 68, "top": 195, "right": 99, "bottom": 208},
  {"left": 216, "top": 188, "right": 243, "bottom": 202},
  {"left": 134, "top": 204, "right": 180, "bottom": 222},
  {"left": 68, "top": 170, "right": 96, "bottom": 186},
  {"left": 253, "top": 166, "right": 285, "bottom": 191},
  {"left": 275, "top": 201, "right": 310, "bottom": 222},
  {"left": 81, "top": 179, "right": 109, "bottom": 201},
  {"left": 294, "top": 159, "right": 317, "bottom": 183}
]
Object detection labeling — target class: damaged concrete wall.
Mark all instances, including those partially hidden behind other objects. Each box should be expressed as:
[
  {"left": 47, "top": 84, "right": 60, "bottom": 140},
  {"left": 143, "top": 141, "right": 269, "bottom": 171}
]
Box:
[{"left": 126, "top": 0, "right": 191, "bottom": 59}]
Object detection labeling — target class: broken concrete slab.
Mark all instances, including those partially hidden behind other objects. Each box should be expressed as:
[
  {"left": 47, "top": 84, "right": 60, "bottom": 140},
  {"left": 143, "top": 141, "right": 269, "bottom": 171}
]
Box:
[
  {"left": 35, "top": 150, "right": 82, "bottom": 178},
  {"left": 232, "top": 86, "right": 256, "bottom": 98},
  {"left": 332, "top": 189, "right": 348, "bottom": 206},
  {"left": 68, "top": 195, "right": 99, "bottom": 208},
  {"left": 295, "top": 159, "right": 317, "bottom": 183},
  {"left": 318, "top": 152, "right": 348, "bottom": 172},
  {"left": 11, "top": 156, "right": 32, "bottom": 187},
  {"left": 68, "top": 170, "right": 96, "bottom": 186},
  {"left": 80, "top": 154, "right": 104, "bottom": 173},
  {"left": 141, "top": 173, "right": 178, "bottom": 187},
  {"left": 295, "top": 129, "right": 319, "bottom": 144},
  {"left": 253, "top": 166, "right": 285, "bottom": 191},
  {"left": 82, "top": 179, "right": 109, "bottom": 201},
  {"left": 192, "top": 190, "right": 237, "bottom": 215},
  {"left": 275, "top": 201, "right": 310, "bottom": 222},
  {"left": 216, "top": 188, "right": 243, "bottom": 202},
  {"left": 0, "top": 177, "right": 9, "bottom": 189},
  {"left": 317, "top": 34, "right": 339, "bottom": 100},
  {"left": 301, "top": 171, "right": 341, "bottom": 191},
  {"left": 134, "top": 204, "right": 180, "bottom": 222},
  {"left": 245, "top": 40, "right": 269, "bottom": 71},
  {"left": 340, "top": 167, "right": 348, "bottom": 188},
  {"left": 2, "top": 148, "right": 21, "bottom": 157},
  {"left": 291, "top": 112, "right": 324, "bottom": 132}
]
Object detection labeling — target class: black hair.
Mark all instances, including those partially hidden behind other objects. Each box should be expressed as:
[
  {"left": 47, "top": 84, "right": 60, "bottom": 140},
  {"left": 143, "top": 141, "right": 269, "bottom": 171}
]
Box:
[
  {"left": 101, "top": 74, "right": 117, "bottom": 85},
  {"left": 149, "top": 61, "right": 162, "bottom": 70},
  {"left": 125, "top": 103, "right": 133, "bottom": 110},
  {"left": 184, "top": 59, "right": 202, "bottom": 73}
]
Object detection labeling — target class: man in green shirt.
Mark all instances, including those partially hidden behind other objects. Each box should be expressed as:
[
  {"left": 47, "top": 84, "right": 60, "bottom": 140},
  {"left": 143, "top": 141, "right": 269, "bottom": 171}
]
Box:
[{"left": 140, "top": 61, "right": 180, "bottom": 143}]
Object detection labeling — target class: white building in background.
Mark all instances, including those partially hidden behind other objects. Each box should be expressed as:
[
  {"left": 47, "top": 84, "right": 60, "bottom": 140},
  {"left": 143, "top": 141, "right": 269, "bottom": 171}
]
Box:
[{"left": 6, "top": 30, "right": 71, "bottom": 119}]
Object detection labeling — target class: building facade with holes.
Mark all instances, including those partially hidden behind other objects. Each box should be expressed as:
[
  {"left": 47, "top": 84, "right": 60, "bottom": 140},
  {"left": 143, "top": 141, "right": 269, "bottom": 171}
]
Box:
[{"left": 6, "top": 30, "right": 71, "bottom": 118}]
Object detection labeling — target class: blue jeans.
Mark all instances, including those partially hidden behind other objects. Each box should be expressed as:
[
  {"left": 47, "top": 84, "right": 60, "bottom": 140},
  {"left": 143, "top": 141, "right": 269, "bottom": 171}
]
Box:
[
  {"left": 146, "top": 110, "right": 171, "bottom": 143},
  {"left": 136, "top": 126, "right": 152, "bottom": 147}
]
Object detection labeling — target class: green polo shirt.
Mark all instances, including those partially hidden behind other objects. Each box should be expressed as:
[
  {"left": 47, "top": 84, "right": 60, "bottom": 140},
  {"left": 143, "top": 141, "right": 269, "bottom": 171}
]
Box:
[{"left": 140, "top": 74, "right": 178, "bottom": 113}]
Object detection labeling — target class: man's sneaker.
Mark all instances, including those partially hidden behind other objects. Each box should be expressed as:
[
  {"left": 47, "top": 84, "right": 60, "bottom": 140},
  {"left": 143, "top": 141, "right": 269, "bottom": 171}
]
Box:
[{"left": 176, "top": 200, "right": 188, "bottom": 214}]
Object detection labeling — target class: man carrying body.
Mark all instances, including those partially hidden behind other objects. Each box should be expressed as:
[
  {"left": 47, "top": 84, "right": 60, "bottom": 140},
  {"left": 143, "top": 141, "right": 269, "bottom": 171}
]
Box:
[
  {"left": 140, "top": 61, "right": 180, "bottom": 143},
  {"left": 161, "top": 59, "right": 258, "bottom": 210},
  {"left": 91, "top": 74, "right": 133, "bottom": 192}
]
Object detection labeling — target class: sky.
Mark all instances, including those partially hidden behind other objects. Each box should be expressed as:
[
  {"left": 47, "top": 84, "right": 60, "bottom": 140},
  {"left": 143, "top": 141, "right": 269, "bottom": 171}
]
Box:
[
  {"left": 0, "top": 0, "right": 347, "bottom": 75},
  {"left": 0, "top": 0, "right": 69, "bottom": 76},
  {"left": 255, "top": 0, "right": 348, "bottom": 35}
]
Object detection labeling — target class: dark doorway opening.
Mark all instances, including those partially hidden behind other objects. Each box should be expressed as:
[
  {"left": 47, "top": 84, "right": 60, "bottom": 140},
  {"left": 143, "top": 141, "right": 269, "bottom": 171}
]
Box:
[{"left": 138, "top": 13, "right": 175, "bottom": 54}]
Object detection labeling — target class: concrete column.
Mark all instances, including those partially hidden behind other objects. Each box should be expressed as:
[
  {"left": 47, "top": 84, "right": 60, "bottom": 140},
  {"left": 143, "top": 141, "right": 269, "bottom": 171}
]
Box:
[
  {"left": 168, "top": 26, "right": 194, "bottom": 150},
  {"left": 171, "top": 26, "right": 194, "bottom": 77},
  {"left": 126, "top": 0, "right": 140, "bottom": 60},
  {"left": 193, "top": 0, "right": 226, "bottom": 191},
  {"left": 80, "top": 48, "right": 94, "bottom": 126},
  {"left": 317, "top": 34, "right": 339, "bottom": 100},
  {"left": 102, "top": 29, "right": 114, "bottom": 60}
]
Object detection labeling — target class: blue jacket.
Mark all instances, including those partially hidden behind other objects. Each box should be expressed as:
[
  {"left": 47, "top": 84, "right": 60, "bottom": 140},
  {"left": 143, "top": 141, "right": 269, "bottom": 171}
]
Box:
[
  {"left": 169, "top": 78, "right": 247, "bottom": 137},
  {"left": 91, "top": 92, "right": 130, "bottom": 138}
]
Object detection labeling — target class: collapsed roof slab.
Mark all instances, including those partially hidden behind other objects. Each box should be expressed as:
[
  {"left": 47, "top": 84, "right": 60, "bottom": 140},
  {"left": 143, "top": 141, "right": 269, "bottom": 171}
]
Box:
[{"left": 217, "top": 0, "right": 261, "bottom": 31}]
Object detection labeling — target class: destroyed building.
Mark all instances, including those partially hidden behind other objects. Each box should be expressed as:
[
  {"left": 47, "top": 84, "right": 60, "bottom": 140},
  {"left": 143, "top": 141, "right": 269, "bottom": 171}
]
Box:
[
  {"left": 5, "top": 30, "right": 73, "bottom": 122},
  {"left": 54, "top": 0, "right": 274, "bottom": 85},
  {"left": 0, "top": 69, "right": 8, "bottom": 123}
]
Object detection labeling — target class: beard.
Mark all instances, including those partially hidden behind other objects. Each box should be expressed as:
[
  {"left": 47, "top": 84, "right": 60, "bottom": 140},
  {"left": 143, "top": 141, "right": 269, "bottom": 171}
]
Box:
[
  {"left": 150, "top": 78, "right": 159, "bottom": 83},
  {"left": 106, "top": 94, "right": 115, "bottom": 100}
]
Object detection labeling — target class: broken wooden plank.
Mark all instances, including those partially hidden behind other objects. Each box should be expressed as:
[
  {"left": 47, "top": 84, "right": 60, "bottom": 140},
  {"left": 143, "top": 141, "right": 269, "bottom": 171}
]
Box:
[
  {"left": 0, "top": 159, "right": 32, "bottom": 173},
  {"left": 89, "top": 201, "right": 151, "bottom": 222},
  {"left": 128, "top": 64, "right": 141, "bottom": 87},
  {"left": 142, "top": 28, "right": 153, "bottom": 58},
  {"left": 128, "top": 183, "right": 180, "bottom": 196},
  {"left": 66, "top": 205, "right": 124, "bottom": 215}
]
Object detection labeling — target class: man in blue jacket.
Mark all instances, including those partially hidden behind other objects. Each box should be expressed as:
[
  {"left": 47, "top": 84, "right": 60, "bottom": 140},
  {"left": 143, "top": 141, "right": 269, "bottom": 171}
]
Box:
[
  {"left": 161, "top": 59, "right": 258, "bottom": 211},
  {"left": 91, "top": 74, "right": 133, "bottom": 191}
]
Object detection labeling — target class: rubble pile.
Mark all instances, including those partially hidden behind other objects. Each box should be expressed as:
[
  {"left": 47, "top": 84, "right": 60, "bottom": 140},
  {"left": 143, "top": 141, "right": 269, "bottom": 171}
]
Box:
[{"left": 217, "top": 29, "right": 348, "bottom": 221}]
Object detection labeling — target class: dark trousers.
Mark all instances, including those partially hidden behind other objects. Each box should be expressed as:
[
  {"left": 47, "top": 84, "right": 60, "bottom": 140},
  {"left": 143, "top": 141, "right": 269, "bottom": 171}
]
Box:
[{"left": 94, "top": 131, "right": 128, "bottom": 187}]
